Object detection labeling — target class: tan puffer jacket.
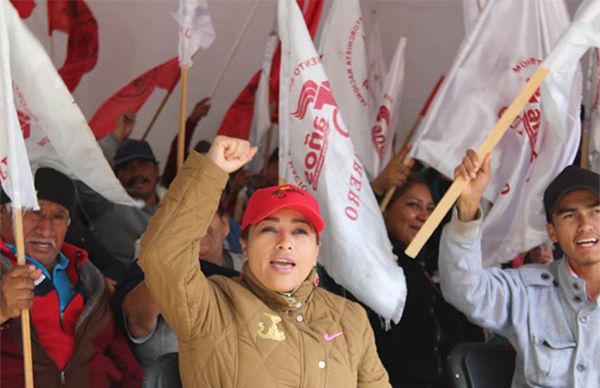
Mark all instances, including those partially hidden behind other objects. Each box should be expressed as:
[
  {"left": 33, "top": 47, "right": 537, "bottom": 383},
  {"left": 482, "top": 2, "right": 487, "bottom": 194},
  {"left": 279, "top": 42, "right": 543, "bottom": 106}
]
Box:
[{"left": 139, "top": 152, "right": 390, "bottom": 388}]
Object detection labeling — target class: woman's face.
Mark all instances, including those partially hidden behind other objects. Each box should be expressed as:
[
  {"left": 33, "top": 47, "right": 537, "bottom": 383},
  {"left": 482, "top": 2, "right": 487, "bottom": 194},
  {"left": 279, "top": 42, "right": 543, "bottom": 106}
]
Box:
[
  {"left": 384, "top": 183, "right": 435, "bottom": 246},
  {"left": 242, "top": 208, "right": 320, "bottom": 292}
]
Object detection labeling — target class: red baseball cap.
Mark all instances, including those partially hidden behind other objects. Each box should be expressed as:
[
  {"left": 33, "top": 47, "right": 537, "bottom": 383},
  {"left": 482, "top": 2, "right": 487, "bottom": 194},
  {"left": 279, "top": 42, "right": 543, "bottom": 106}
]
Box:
[{"left": 241, "top": 184, "right": 325, "bottom": 233}]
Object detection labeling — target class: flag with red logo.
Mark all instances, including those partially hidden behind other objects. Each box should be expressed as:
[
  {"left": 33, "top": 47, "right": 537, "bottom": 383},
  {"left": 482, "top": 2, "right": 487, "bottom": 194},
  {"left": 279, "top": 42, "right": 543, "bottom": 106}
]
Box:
[
  {"left": 371, "top": 36, "right": 407, "bottom": 175},
  {"left": 173, "top": 0, "right": 215, "bottom": 67},
  {"left": 217, "top": 0, "right": 323, "bottom": 140},
  {"left": 10, "top": 0, "right": 35, "bottom": 18},
  {"left": 3, "top": 0, "right": 136, "bottom": 206},
  {"left": 0, "top": 0, "right": 37, "bottom": 209},
  {"left": 47, "top": 0, "right": 98, "bottom": 91},
  {"left": 319, "top": 0, "right": 377, "bottom": 178},
  {"left": 278, "top": 0, "right": 406, "bottom": 322},
  {"left": 89, "top": 57, "right": 180, "bottom": 140},
  {"left": 411, "top": 0, "right": 580, "bottom": 266}
]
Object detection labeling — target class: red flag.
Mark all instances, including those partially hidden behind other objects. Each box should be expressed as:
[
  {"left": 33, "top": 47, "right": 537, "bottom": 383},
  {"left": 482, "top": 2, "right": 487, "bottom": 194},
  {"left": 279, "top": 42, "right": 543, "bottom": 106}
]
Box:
[
  {"left": 47, "top": 0, "right": 98, "bottom": 91},
  {"left": 217, "top": 0, "right": 323, "bottom": 139},
  {"left": 89, "top": 58, "right": 181, "bottom": 140},
  {"left": 10, "top": 0, "right": 36, "bottom": 18}
]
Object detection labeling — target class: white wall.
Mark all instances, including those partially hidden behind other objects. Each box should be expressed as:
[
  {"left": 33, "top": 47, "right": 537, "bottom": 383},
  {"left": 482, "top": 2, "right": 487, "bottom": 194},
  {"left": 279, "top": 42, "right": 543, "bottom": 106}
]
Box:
[{"left": 21, "top": 0, "right": 582, "bottom": 170}]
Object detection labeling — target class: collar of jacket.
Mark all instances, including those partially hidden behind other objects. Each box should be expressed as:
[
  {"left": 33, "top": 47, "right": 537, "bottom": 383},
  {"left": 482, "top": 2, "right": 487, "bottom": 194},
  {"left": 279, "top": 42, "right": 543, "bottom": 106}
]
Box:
[{"left": 241, "top": 261, "right": 317, "bottom": 311}]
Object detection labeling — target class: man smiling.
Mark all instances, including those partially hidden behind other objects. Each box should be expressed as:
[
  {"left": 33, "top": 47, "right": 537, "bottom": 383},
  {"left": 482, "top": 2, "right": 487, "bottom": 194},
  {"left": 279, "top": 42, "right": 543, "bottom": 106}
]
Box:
[{"left": 439, "top": 150, "right": 599, "bottom": 388}]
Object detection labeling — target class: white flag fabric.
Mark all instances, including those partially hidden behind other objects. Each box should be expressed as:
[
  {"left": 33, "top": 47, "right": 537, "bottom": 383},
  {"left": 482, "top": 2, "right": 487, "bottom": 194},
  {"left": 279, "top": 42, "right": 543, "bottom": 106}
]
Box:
[
  {"left": 584, "top": 48, "right": 600, "bottom": 171},
  {"left": 462, "top": 0, "right": 487, "bottom": 36},
  {"left": 372, "top": 36, "right": 407, "bottom": 175},
  {"left": 0, "top": 1, "right": 37, "bottom": 210},
  {"left": 174, "top": 0, "right": 216, "bottom": 67},
  {"left": 278, "top": 0, "right": 406, "bottom": 322},
  {"left": 4, "top": 0, "right": 137, "bottom": 207},
  {"left": 319, "top": 0, "right": 377, "bottom": 179},
  {"left": 411, "top": 0, "right": 579, "bottom": 266},
  {"left": 366, "top": 12, "right": 386, "bottom": 108},
  {"left": 248, "top": 31, "right": 279, "bottom": 173}
]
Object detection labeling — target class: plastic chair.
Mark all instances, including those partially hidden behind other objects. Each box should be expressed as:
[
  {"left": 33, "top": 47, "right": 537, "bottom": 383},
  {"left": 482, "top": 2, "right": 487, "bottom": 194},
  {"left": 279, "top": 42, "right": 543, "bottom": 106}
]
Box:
[
  {"left": 446, "top": 342, "right": 516, "bottom": 388},
  {"left": 143, "top": 353, "right": 182, "bottom": 388}
]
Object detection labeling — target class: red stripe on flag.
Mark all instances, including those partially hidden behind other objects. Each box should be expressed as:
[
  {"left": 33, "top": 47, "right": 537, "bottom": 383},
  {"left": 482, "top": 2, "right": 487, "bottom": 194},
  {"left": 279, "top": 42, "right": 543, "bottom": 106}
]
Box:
[{"left": 89, "top": 58, "right": 181, "bottom": 140}]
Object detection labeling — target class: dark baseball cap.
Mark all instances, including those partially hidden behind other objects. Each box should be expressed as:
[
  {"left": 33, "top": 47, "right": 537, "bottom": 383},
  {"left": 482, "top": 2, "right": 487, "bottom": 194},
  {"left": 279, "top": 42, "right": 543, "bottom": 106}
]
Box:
[
  {"left": 1, "top": 167, "right": 76, "bottom": 215},
  {"left": 543, "top": 165, "right": 600, "bottom": 223},
  {"left": 113, "top": 139, "right": 157, "bottom": 167}
]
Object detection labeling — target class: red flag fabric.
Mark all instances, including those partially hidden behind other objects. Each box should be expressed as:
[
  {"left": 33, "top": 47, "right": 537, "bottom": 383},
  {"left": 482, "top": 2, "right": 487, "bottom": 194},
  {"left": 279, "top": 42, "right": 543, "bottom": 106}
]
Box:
[
  {"left": 217, "top": 0, "right": 323, "bottom": 139},
  {"left": 89, "top": 57, "right": 181, "bottom": 140},
  {"left": 47, "top": 0, "right": 98, "bottom": 91},
  {"left": 10, "top": 0, "right": 36, "bottom": 18}
]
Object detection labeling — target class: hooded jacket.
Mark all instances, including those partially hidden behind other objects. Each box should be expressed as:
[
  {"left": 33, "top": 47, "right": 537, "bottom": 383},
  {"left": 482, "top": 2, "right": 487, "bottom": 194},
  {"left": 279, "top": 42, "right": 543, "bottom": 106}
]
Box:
[{"left": 139, "top": 152, "right": 390, "bottom": 387}]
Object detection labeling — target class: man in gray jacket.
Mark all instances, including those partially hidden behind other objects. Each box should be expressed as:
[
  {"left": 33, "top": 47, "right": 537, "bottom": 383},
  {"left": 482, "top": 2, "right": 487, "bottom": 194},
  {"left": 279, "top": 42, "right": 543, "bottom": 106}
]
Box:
[{"left": 439, "top": 150, "right": 599, "bottom": 387}]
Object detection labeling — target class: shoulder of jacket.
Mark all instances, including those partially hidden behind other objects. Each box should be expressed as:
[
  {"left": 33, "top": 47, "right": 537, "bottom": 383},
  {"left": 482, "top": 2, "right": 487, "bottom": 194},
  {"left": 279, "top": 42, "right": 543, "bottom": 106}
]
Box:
[{"left": 516, "top": 264, "right": 555, "bottom": 287}]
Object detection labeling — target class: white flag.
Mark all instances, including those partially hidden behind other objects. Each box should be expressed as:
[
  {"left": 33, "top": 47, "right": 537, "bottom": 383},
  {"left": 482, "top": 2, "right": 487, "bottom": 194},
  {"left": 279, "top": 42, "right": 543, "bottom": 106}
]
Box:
[
  {"left": 174, "top": 0, "right": 216, "bottom": 67},
  {"left": 248, "top": 31, "right": 279, "bottom": 173},
  {"left": 4, "top": 0, "right": 136, "bottom": 206},
  {"left": 278, "top": 0, "right": 406, "bottom": 322},
  {"left": 319, "top": 0, "right": 377, "bottom": 179},
  {"left": 411, "top": 0, "right": 579, "bottom": 266},
  {"left": 0, "top": 1, "right": 36, "bottom": 210},
  {"left": 372, "top": 36, "right": 407, "bottom": 175},
  {"left": 366, "top": 12, "right": 386, "bottom": 107},
  {"left": 584, "top": 48, "right": 600, "bottom": 171},
  {"left": 462, "top": 0, "right": 488, "bottom": 36}
]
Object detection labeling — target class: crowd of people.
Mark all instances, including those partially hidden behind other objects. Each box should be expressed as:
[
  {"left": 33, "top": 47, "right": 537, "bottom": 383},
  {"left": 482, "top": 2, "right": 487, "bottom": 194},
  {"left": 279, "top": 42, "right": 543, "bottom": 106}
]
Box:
[{"left": 0, "top": 98, "right": 598, "bottom": 388}]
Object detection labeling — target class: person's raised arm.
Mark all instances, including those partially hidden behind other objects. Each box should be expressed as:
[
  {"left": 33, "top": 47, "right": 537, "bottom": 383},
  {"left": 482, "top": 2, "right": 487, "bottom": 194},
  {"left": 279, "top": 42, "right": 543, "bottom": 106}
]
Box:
[
  {"left": 439, "top": 150, "right": 528, "bottom": 333},
  {"left": 138, "top": 136, "right": 255, "bottom": 341}
]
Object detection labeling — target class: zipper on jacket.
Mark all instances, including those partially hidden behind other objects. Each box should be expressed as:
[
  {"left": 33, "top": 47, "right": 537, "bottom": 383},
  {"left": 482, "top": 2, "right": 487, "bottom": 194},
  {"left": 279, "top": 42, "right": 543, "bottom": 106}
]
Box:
[{"left": 60, "top": 370, "right": 66, "bottom": 384}]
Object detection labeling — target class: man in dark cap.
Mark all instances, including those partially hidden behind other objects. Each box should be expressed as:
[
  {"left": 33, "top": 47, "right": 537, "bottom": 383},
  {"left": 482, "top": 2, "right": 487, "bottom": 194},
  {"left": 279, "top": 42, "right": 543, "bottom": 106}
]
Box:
[
  {"left": 439, "top": 150, "right": 599, "bottom": 388},
  {"left": 0, "top": 167, "right": 142, "bottom": 387},
  {"left": 78, "top": 136, "right": 166, "bottom": 266}
]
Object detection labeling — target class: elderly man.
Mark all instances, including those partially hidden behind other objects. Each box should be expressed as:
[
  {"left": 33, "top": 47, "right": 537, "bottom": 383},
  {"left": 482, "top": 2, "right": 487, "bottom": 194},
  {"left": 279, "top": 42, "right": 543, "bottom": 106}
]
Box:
[
  {"left": 0, "top": 167, "right": 142, "bottom": 387},
  {"left": 440, "top": 150, "right": 599, "bottom": 387}
]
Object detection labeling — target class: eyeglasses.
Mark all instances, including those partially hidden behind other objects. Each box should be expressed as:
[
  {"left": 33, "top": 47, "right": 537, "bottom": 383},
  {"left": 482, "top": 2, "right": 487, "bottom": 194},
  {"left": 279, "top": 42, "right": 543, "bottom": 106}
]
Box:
[{"left": 24, "top": 208, "right": 70, "bottom": 227}]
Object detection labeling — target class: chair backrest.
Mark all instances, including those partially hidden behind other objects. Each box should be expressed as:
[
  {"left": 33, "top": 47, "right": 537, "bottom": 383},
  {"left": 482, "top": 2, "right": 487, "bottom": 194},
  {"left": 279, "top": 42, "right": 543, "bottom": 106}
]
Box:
[
  {"left": 446, "top": 342, "right": 516, "bottom": 388},
  {"left": 143, "top": 352, "right": 182, "bottom": 388}
]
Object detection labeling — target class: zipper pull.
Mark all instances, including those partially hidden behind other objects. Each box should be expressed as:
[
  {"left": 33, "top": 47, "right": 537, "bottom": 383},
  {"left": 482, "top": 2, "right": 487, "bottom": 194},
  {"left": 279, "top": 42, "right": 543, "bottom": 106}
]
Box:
[{"left": 60, "top": 370, "right": 66, "bottom": 384}]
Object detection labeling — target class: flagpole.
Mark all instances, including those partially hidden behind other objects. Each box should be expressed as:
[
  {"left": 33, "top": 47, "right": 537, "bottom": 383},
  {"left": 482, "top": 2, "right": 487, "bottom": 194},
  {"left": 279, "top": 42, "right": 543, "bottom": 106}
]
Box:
[
  {"left": 208, "top": 0, "right": 261, "bottom": 98},
  {"left": 141, "top": 85, "right": 177, "bottom": 141},
  {"left": 14, "top": 209, "right": 35, "bottom": 388},
  {"left": 581, "top": 115, "right": 590, "bottom": 169},
  {"left": 405, "top": 66, "right": 549, "bottom": 259},
  {"left": 380, "top": 75, "right": 444, "bottom": 212},
  {"left": 177, "top": 66, "right": 190, "bottom": 171}
]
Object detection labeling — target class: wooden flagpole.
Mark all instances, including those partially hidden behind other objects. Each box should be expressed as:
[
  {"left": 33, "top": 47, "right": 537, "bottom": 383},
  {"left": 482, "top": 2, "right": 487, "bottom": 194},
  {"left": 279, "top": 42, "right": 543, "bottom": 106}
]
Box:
[
  {"left": 177, "top": 66, "right": 190, "bottom": 171},
  {"left": 208, "top": 0, "right": 261, "bottom": 98},
  {"left": 141, "top": 85, "right": 177, "bottom": 140},
  {"left": 14, "top": 209, "right": 34, "bottom": 388},
  {"left": 405, "top": 66, "right": 549, "bottom": 259}
]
